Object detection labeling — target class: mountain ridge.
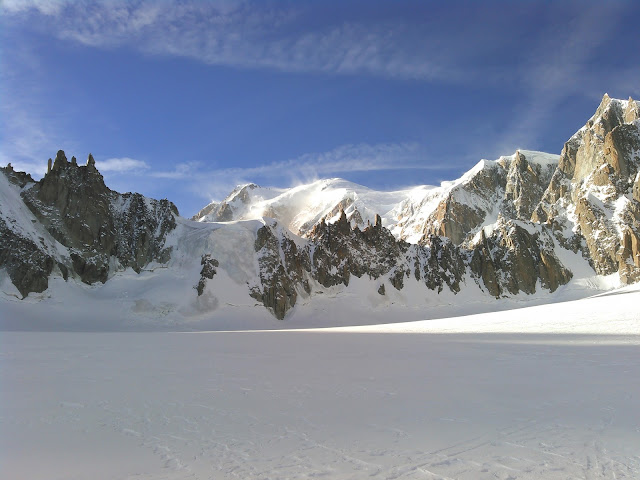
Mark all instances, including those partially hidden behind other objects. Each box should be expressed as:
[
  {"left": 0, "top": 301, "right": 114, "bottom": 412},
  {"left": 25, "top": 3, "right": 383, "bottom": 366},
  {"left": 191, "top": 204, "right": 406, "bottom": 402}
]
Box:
[{"left": 1, "top": 94, "right": 639, "bottom": 324}]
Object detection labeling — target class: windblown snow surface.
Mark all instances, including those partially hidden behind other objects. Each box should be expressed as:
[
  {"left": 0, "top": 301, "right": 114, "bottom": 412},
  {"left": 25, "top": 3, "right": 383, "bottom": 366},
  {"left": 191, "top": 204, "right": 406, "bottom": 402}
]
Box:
[{"left": 2, "top": 284, "right": 640, "bottom": 480}]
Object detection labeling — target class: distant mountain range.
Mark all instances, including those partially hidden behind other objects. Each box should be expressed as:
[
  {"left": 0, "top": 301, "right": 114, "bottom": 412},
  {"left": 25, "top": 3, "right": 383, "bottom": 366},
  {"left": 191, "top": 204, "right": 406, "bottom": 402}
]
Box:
[{"left": 1, "top": 94, "right": 639, "bottom": 324}]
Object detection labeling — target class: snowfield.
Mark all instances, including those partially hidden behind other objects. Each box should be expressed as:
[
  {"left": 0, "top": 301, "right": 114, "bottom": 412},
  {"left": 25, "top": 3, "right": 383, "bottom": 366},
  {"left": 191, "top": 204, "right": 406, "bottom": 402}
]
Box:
[{"left": 2, "top": 285, "right": 640, "bottom": 480}]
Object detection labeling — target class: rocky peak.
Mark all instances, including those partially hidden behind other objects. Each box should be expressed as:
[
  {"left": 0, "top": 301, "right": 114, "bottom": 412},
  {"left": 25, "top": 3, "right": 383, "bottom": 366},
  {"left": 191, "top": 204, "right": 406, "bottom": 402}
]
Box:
[
  {"left": 590, "top": 94, "right": 622, "bottom": 133},
  {"left": 40, "top": 151, "right": 110, "bottom": 201},
  {"left": 28, "top": 150, "right": 112, "bottom": 255},
  {"left": 1, "top": 163, "right": 34, "bottom": 188},
  {"left": 7, "top": 150, "right": 178, "bottom": 288},
  {"left": 192, "top": 183, "right": 260, "bottom": 222},
  {"left": 504, "top": 150, "right": 557, "bottom": 220},
  {"left": 335, "top": 209, "right": 351, "bottom": 235},
  {"left": 374, "top": 213, "right": 382, "bottom": 229},
  {"left": 53, "top": 150, "right": 68, "bottom": 169},
  {"left": 419, "top": 150, "right": 557, "bottom": 246},
  {"left": 229, "top": 183, "right": 259, "bottom": 203},
  {"left": 566, "top": 94, "right": 639, "bottom": 183},
  {"left": 624, "top": 96, "right": 640, "bottom": 123},
  {"left": 533, "top": 95, "right": 640, "bottom": 283}
]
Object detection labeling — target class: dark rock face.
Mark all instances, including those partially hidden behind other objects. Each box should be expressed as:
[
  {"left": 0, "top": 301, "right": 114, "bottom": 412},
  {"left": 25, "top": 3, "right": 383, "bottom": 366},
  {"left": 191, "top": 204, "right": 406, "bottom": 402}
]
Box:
[
  {"left": 196, "top": 254, "right": 219, "bottom": 296},
  {"left": 309, "top": 211, "right": 411, "bottom": 289},
  {"left": 247, "top": 212, "right": 468, "bottom": 319},
  {"left": 250, "top": 222, "right": 309, "bottom": 320},
  {"left": 2, "top": 151, "right": 178, "bottom": 292},
  {"left": 469, "top": 219, "right": 572, "bottom": 297},
  {"left": 0, "top": 220, "right": 55, "bottom": 297},
  {"left": 413, "top": 235, "right": 465, "bottom": 293},
  {"left": 113, "top": 193, "right": 177, "bottom": 271},
  {"left": 1, "top": 163, "right": 34, "bottom": 188},
  {"left": 246, "top": 207, "right": 573, "bottom": 319}
]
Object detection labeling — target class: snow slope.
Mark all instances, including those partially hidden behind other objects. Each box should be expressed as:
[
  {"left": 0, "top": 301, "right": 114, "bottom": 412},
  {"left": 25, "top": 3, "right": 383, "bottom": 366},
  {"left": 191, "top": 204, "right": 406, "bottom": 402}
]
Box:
[
  {"left": 2, "top": 286, "right": 639, "bottom": 480},
  {"left": 0, "top": 255, "right": 622, "bottom": 331},
  {"left": 0, "top": 170, "right": 70, "bottom": 262}
]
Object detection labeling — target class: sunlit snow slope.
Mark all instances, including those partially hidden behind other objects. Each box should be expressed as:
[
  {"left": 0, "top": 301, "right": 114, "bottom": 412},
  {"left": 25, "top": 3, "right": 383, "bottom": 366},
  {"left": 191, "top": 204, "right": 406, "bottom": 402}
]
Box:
[{"left": 2, "top": 287, "right": 639, "bottom": 480}]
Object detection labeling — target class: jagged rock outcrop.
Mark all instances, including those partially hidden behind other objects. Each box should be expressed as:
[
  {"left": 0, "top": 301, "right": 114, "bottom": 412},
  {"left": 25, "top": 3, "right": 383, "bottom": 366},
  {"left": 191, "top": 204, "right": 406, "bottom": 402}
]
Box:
[
  {"left": 250, "top": 222, "right": 310, "bottom": 319},
  {"left": 0, "top": 221, "right": 57, "bottom": 297},
  {"left": 2, "top": 150, "right": 178, "bottom": 290},
  {"left": 414, "top": 235, "right": 465, "bottom": 293},
  {"left": 195, "top": 254, "right": 219, "bottom": 296},
  {"left": 469, "top": 218, "right": 572, "bottom": 297},
  {"left": 112, "top": 193, "right": 177, "bottom": 271},
  {"left": 243, "top": 212, "right": 468, "bottom": 319},
  {"left": 244, "top": 207, "right": 573, "bottom": 318},
  {"left": 420, "top": 150, "right": 558, "bottom": 246},
  {"left": 2, "top": 163, "right": 34, "bottom": 188},
  {"left": 1, "top": 164, "right": 65, "bottom": 297},
  {"left": 308, "top": 211, "right": 410, "bottom": 288},
  {"left": 533, "top": 95, "right": 640, "bottom": 282}
]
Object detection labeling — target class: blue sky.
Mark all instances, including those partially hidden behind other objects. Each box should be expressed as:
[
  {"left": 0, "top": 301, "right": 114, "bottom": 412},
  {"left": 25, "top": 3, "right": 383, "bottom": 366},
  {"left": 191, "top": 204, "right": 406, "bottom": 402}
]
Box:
[{"left": 1, "top": 1, "right": 639, "bottom": 216}]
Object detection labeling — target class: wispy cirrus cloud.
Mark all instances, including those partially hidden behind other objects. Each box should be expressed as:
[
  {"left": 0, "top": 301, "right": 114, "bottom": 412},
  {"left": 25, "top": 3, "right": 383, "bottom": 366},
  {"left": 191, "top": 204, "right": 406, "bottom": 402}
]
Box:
[
  {"left": 0, "top": 1, "right": 468, "bottom": 83},
  {"left": 150, "top": 162, "right": 203, "bottom": 180},
  {"left": 115, "top": 142, "right": 433, "bottom": 203},
  {"left": 489, "top": 3, "right": 638, "bottom": 156},
  {"left": 174, "top": 143, "right": 436, "bottom": 200},
  {"left": 96, "top": 157, "right": 150, "bottom": 173},
  {"left": 201, "top": 142, "right": 433, "bottom": 182}
]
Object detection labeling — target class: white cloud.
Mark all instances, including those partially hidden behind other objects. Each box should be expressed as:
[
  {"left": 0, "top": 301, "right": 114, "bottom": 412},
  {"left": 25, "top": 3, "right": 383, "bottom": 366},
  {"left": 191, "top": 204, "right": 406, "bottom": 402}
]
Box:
[
  {"left": 1, "top": 0, "right": 69, "bottom": 15},
  {"left": 223, "top": 142, "right": 431, "bottom": 179},
  {"left": 4, "top": 2, "right": 636, "bottom": 93},
  {"left": 151, "top": 162, "right": 201, "bottom": 180},
  {"left": 1, "top": 1, "right": 462, "bottom": 82},
  {"left": 96, "top": 157, "right": 150, "bottom": 173}
]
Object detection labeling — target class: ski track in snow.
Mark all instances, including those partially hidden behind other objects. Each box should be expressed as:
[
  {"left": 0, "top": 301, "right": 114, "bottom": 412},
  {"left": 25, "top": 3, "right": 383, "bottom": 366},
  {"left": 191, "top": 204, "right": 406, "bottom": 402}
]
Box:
[{"left": 2, "top": 289, "right": 640, "bottom": 480}]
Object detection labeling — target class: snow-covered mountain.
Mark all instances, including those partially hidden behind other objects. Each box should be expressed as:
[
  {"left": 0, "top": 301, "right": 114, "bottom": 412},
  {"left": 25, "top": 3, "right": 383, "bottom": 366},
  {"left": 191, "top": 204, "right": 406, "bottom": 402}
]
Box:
[
  {"left": 193, "top": 178, "right": 420, "bottom": 240},
  {"left": 1, "top": 94, "right": 639, "bottom": 327},
  {"left": 192, "top": 149, "right": 560, "bottom": 246}
]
